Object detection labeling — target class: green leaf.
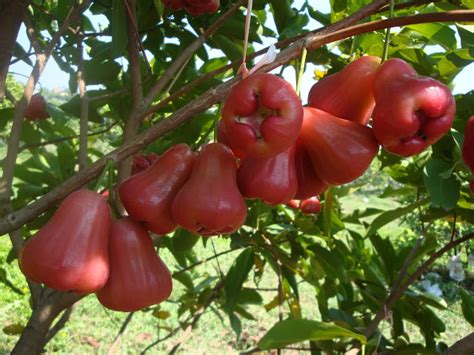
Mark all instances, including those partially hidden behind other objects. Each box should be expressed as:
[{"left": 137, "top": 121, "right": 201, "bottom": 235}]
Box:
[
  {"left": 258, "top": 319, "right": 366, "bottom": 350},
  {"left": 224, "top": 249, "right": 254, "bottom": 312},
  {"left": 406, "top": 23, "right": 457, "bottom": 50},
  {"left": 229, "top": 313, "right": 242, "bottom": 338},
  {"left": 111, "top": 0, "right": 127, "bottom": 56},
  {"left": 459, "top": 288, "right": 474, "bottom": 326},
  {"left": 423, "top": 159, "right": 460, "bottom": 210},
  {"left": 84, "top": 60, "right": 121, "bottom": 85},
  {"left": 308, "top": 244, "right": 347, "bottom": 281},
  {"left": 173, "top": 272, "right": 194, "bottom": 290},
  {"left": 369, "top": 234, "right": 397, "bottom": 283},
  {"left": 172, "top": 229, "right": 200, "bottom": 252},
  {"left": 237, "top": 288, "right": 263, "bottom": 305},
  {"left": 365, "top": 199, "right": 428, "bottom": 238}
]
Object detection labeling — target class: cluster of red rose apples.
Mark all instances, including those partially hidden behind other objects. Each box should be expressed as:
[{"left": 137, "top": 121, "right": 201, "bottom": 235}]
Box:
[{"left": 20, "top": 56, "right": 459, "bottom": 312}]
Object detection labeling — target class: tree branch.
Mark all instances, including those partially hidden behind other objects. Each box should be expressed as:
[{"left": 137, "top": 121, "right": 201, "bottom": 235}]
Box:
[
  {"left": 0, "top": 0, "right": 29, "bottom": 98},
  {"left": 107, "top": 312, "right": 135, "bottom": 355},
  {"left": 443, "top": 332, "right": 474, "bottom": 355},
  {"left": 363, "top": 232, "right": 474, "bottom": 339},
  {"left": 11, "top": 291, "right": 84, "bottom": 354},
  {"left": 117, "top": 0, "right": 144, "bottom": 183},
  {"left": 1, "top": 9, "right": 472, "bottom": 236},
  {"left": 77, "top": 23, "right": 89, "bottom": 171},
  {"left": 19, "top": 122, "right": 118, "bottom": 152},
  {"left": 142, "top": 0, "right": 247, "bottom": 109},
  {"left": 167, "top": 280, "right": 225, "bottom": 354},
  {"left": 43, "top": 305, "right": 75, "bottom": 346}
]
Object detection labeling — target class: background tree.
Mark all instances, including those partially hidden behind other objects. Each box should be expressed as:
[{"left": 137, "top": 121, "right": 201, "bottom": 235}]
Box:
[{"left": 0, "top": 0, "right": 474, "bottom": 354}]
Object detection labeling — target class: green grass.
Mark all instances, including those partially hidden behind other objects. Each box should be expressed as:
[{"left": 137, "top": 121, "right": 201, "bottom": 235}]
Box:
[{"left": 0, "top": 235, "right": 472, "bottom": 354}]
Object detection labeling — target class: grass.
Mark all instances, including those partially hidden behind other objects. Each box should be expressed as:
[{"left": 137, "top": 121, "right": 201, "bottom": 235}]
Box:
[{"left": 0, "top": 232, "right": 472, "bottom": 354}]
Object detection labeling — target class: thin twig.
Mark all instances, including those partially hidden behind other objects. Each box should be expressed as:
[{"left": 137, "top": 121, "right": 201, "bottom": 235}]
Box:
[
  {"left": 173, "top": 248, "right": 239, "bottom": 276},
  {"left": 123, "top": 0, "right": 151, "bottom": 75},
  {"left": 363, "top": 232, "right": 474, "bottom": 339},
  {"left": 19, "top": 122, "right": 118, "bottom": 152},
  {"left": 167, "top": 280, "right": 225, "bottom": 355},
  {"left": 43, "top": 305, "right": 75, "bottom": 345},
  {"left": 107, "top": 312, "right": 135, "bottom": 355},
  {"left": 142, "top": 0, "right": 246, "bottom": 108}
]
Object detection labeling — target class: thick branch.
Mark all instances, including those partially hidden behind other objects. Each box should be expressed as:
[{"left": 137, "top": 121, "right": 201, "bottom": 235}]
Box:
[
  {"left": 43, "top": 305, "right": 75, "bottom": 346},
  {"left": 118, "top": 0, "right": 144, "bottom": 183},
  {"left": 443, "top": 333, "right": 474, "bottom": 355},
  {"left": 77, "top": 26, "right": 89, "bottom": 171},
  {"left": 363, "top": 232, "right": 474, "bottom": 339},
  {"left": 1, "top": 9, "right": 472, "bottom": 236},
  {"left": 11, "top": 292, "right": 83, "bottom": 354},
  {"left": 0, "top": 0, "right": 30, "bottom": 98}
]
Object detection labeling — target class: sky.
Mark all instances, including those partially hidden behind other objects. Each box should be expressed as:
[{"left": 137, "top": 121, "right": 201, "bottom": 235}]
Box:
[{"left": 9, "top": 0, "right": 474, "bottom": 100}]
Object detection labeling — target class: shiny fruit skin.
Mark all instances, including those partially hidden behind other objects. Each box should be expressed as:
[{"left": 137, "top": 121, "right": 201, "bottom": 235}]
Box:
[
  {"left": 308, "top": 56, "right": 381, "bottom": 125},
  {"left": 120, "top": 144, "right": 196, "bottom": 235},
  {"left": 237, "top": 145, "right": 297, "bottom": 205},
  {"left": 300, "top": 196, "right": 321, "bottom": 214},
  {"left": 222, "top": 73, "right": 303, "bottom": 158},
  {"left": 20, "top": 189, "right": 111, "bottom": 293},
  {"left": 294, "top": 139, "right": 327, "bottom": 199},
  {"left": 372, "top": 58, "right": 456, "bottom": 157},
  {"left": 171, "top": 143, "right": 246, "bottom": 236},
  {"left": 300, "top": 107, "right": 379, "bottom": 186},
  {"left": 96, "top": 218, "right": 172, "bottom": 312}
]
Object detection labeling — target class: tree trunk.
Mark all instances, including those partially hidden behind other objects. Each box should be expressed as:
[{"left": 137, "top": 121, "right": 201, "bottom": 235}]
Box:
[
  {"left": 11, "top": 290, "right": 82, "bottom": 354},
  {"left": 0, "top": 0, "right": 30, "bottom": 98}
]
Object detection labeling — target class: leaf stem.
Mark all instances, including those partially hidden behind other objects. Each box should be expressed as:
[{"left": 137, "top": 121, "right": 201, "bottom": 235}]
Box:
[
  {"left": 295, "top": 47, "right": 307, "bottom": 97},
  {"left": 382, "top": 0, "right": 395, "bottom": 61}
]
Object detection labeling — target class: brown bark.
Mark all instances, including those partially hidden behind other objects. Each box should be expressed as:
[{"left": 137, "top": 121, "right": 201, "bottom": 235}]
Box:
[
  {"left": 443, "top": 333, "right": 474, "bottom": 355},
  {"left": 0, "top": 0, "right": 30, "bottom": 98},
  {"left": 11, "top": 291, "right": 83, "bottom": 355}
]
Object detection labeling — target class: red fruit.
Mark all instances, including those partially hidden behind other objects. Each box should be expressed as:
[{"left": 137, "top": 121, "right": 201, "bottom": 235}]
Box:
[
  {"left": 25, "top": 94, "right": 49, "bottom": 121},
  {"left": 300, "top": 107, "right": 379, "bottom": 186},
  {"left": 171, "top": 143, "right": 246, "bottom": 236},
  {"left": 308, "top": 56, "right": 381, "bottom": 125},
  {"left": 200, "top": 0, "right": 219, "bottom": 13},
  {"left": 217, "top": 120, "right": 246, "bottom": 159},
  {"left": 20, "top": 190, "right": 111, "bottom": 293},
  {"left": 300, "top": 196, "right": 321, "bottom": 214},
  {"left": 184, "top": 0, "right": 219, "bottom": 15},
  {"left": 294, "top": 139, "right": 327, "bottom": 199},
  {"left": 222, "top": 73, "right": 303, "bottom": 158},
  {"left": 120, "top": 144, "right": 195, "bottom": 235},
  {"left": 287, "top": 199, "right": 300, "bottom": 209},
  {"left": 131, "top": 155, "right": 150, "bottom": 175},
  {"left": 372, "top": 58, "right": 456, "bottom": 157},
  {"left": 237, "top": 145, "right": 297, "bottom": 205},
  {"left": 146, "top": 152, "right": 159, "bottom": 165},
  {"left": 163, "top": 0, "right": 184, "bottom": 10},
  {"left": 96, "top": 218, "right": 172, "bottom": 312},
  {"left": 462, "top": 116, "right": 474, "bottom": 174}
]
